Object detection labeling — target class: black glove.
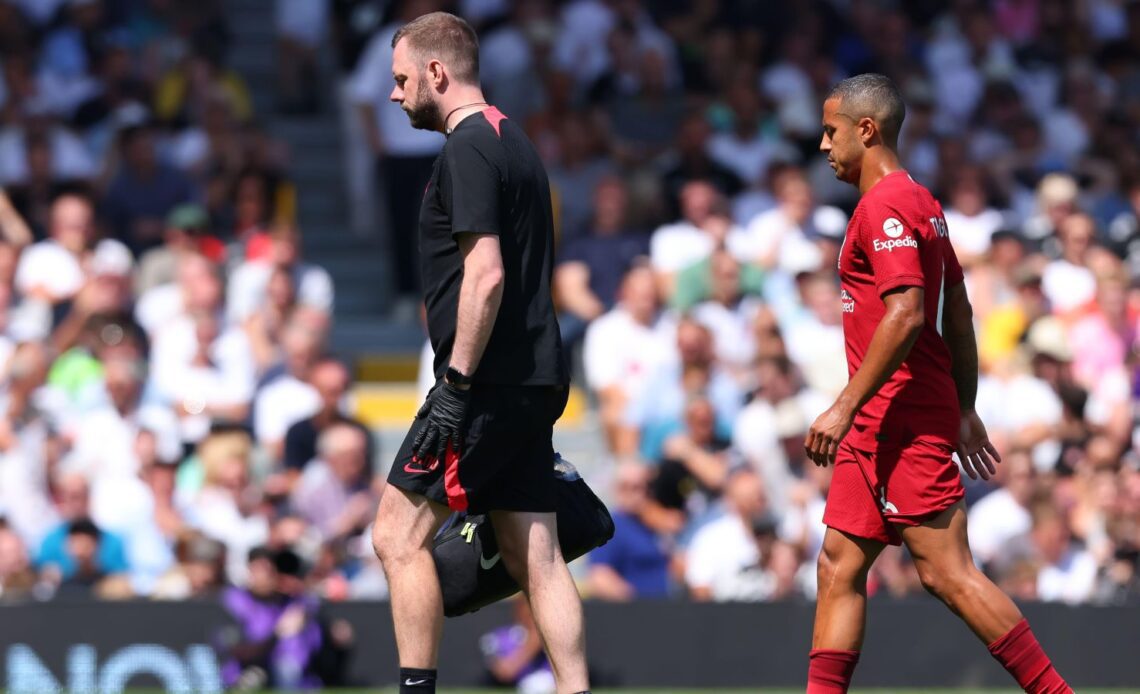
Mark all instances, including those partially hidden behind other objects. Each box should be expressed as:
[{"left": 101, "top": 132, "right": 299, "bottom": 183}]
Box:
[{"left": 412, "top": 381, "right": 471, "bottom": 464}]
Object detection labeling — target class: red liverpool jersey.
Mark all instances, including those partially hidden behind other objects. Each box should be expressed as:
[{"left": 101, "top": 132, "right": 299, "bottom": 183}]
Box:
[{"left": 838, "top": 171, "right": 964, "bottom": 450}]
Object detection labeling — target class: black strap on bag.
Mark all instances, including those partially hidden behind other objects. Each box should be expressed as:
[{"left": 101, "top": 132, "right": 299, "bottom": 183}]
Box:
[{"left": 431, "top": 453, "right": 615, "bottom": 617}]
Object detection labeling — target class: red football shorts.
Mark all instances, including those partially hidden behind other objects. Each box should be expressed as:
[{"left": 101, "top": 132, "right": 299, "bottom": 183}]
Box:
[{"left": 823, "top": 438, "right": 964, "bottom": 545}]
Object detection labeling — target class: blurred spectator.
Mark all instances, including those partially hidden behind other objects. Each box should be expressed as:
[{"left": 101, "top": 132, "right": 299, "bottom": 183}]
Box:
[
  {"left": 219, "top": 547, "right": 324, "bottom": 690},
  {"left": 282, "top": 357, "right": 373, "bottom": 482},
  {"left": 289, "top": 423, "right": 377, "bottom": 542},
  {"left": 582, "top": 264, "right": 672, "bottom": 450},
  {"left": 154, "top": 48, "right": 252, "bottom": 128},
  {"left": 649, "top": 180, "right": 745, "bottom": 294},
  {"left": 684, "top": 468, "right": 787, "bottom": 602},
  {"left": 136, "top": 251, "right": 224, "bottom": 337},
  {"left": 479, "top": 597, "right": 555, "bottom": 693},
  {"left": 1042, "top": 212, "right": 1099, "bottom": 315},
  {"left": 227, "top": 225, "right": 333, "bottom": 325},
  {"left": 186, "top": 430, "right": 270, "bottom": 585},
  {"left": 968, "top": 449, "right": 1036, "bottom": 568},
  {"left": 15, "top": 191, "right": 129, "bottom": 305},
  {"left": 63, "top": 355, "right": 180, "bottom": 480},
  {"left": 152, "top": 308, "right": 255, "bottom": 448},
  {"left": 553, "top": 176, "right": 649, "bottom": 345},
  {"left": 707, "top": 77, "right": 798, "bottom": 188},
  {"left": 35, "top": 472, "right": 128, "bottom": 594},
  {"left": 546, "top": 112, "right": 617, "bottom": 244},
  {"left": 348, "top": 0, "right": 445, "bottom": 302},
  {"left": 736, "top": 168, "right": 844, "bottom": 275},
  {"left": 588, "top": 463, "right": 670, "bottom": 601},
  {"left": 733, "top": 355, "right": 829, "bottom": 516},
  {"left": 135, "top": 204, "right": 224, "bottom": 294},
  {"left": 780, "top": 273, "right": 848, "bottom": 397},
  {"left": 275, "top": 0, "right": 328, "bottom": 114},
  {"left": 689, "top": 251, "right": 764, "bottom": 381},
  {"left": 943, "top": 166, "right": 1006, "bottom": 267},
  {"left": 0, "top": 519, "right": 36, "bottom": 601},
  {"left": 1021, "top": 173, "right": 1080, "bottom": 254},
  {"left": 1028, "top": 502, "right": 1098, "bottom": 604},
  {"left": 652, "top": 397, "right": 734, "bottom": 522},
  {"left": 101, "top": 124, "right": 198, "bottom": 255},
  {"left": 661, "top": 112, "right": 743, "bottom": 220},
  {"left": 253, "top": 319, "right": 323, "bottom": 459},
  {"left": 620, "top": 317, "right": 742, "bottom": 460},
  {"left": 152, "top": 531, "right": 227, "bottom": 600}
]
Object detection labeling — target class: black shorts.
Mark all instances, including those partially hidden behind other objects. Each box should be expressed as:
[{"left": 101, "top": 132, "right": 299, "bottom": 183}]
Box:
[{"left": 387, "top": 385, "right": 568, "bottom": 513}]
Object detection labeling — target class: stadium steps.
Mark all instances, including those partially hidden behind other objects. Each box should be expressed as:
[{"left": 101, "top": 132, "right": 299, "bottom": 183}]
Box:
[{"left": 223, "top": 0, "right": 424, "bottom": 367}]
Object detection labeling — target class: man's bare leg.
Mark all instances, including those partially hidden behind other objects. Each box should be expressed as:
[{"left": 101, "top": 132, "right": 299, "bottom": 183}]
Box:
[{"left": 491, "top": 510, "right": 589, "bottom": 693}]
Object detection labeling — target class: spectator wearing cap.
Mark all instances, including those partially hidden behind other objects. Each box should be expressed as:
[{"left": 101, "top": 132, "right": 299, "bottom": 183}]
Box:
[
  {"left": 289, "top": 423, "right": 377, "bottom": 542},
  {"left": 582, "top": 264, "right": 673, "bottom": 451},
  {"left": 101, "top": 124, "right": 198, "bottom": 255},
  {"left": 1042, "top": 211, "right": 1099, "bottom": 316},
  {"left": 135, "top": 203, "right": 223, "bottom": 294},
  {"left": 587, "top": 463, "right": 670, "bottom": 601},
  {"left": 14, "top": 191, "right": 130, "bottom": 305}
]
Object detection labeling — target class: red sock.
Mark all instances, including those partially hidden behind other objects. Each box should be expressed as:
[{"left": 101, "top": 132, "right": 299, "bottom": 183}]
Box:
[
  {"left": 807, "top": 649, "right": 859, "bottom": 694},
  {"left": 987, "top": 619, "right": 1071, "bottom": 694}
]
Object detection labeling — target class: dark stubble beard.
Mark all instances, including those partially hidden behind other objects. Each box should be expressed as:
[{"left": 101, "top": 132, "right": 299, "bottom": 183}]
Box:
[{"left": 406, "top": 76, "right": 443, "bottom": 132}]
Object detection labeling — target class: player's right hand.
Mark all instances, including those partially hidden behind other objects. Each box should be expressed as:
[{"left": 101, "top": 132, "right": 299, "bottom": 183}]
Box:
[
  {"left": 957, "top": 409, "right": 1001, "bottom": 480},
  {"left": 805, "top": 402, "right": 854, "bottom": 467}
]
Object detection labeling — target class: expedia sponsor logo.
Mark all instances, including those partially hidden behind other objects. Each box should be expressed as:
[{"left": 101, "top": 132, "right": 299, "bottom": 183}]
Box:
[{"left": 873, "top": 236, "right": 918, "bottom": 252}]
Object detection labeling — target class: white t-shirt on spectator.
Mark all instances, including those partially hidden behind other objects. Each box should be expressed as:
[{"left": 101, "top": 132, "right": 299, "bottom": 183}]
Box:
[
  {"left": 733, "top": 391, "right": 829, "bottom": 515},
  {"left": 649, "top": 221, "right": 749, "bottom": 274},
  {"left": 63, "top": 404, "right": 182, "bottom": 479},
  {"left": 582, "top": 308, "right": 672, "bottom": 399},
  {"left": 966, "top": 488, "right": 1032, "bottom": 565},
  {"left": 707, "top": 131, "right": 799, "bottom": 186},
  {"left": 15, "top": 238, "right": 131, "bottom": 302},
  {"left": 944, "top": 207, "right": 1004, "bottom": 257},
  {"left": 784, "top": 316, "right": 847, "bottom": 397},
  {"left": 691, "top": 298, "right": 763, "bottom": 374},
  {"left": 348, "top": 24, "right": 444, "bottom": 157},
  {"left": 135, "top": 282, "right": 184, "bottom": 336},
  {"left": 151, "top": 319, "right": 256, "bottom": 443},
  {"left": 227, "top": 261, "right": 334, "bottom": 323},
  {"left": 187, "top": 487, "right": 269, "bottom": 586},
  {"left": 1037, "top": 547, "right": 1098, "bottom": 604},
  {"left": 253, "top": 374, "right": 321, "bottom": 446},
  {"left": 1042, "top": 260, "right": 1096, "bottom": 313},
  {"left": 684, "top": 513, "right": 760, "bottom": 601},
  {"left": 0, "top": 126, "right": 97, "bottom": 185},
  {"left": 976, "top": 374, "right": 1063, "bottom": 471}
]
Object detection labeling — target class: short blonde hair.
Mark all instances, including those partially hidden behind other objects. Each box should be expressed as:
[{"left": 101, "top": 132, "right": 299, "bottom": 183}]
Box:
[
  {"left": 392, "top": 12, "right": 480, "bottom": 85},
  {"left": 198, "top": 431, "right": 252, "bottom": 485}
]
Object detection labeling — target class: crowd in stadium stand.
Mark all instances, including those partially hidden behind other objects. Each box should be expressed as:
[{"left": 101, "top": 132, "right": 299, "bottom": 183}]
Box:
[{"left": 0, "top": 0, "right": 1136, "bottom": 629}]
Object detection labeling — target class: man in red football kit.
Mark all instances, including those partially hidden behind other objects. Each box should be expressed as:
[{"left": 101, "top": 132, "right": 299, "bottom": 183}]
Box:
[{"left": 803, "top": 74, "right": 1071, "bottom": 694}]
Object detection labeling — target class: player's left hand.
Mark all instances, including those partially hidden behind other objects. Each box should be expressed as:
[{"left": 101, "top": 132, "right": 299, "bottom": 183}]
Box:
[
  {"left": 957, "top": 409, "right": 1001, "bottom": 481},
  {"left": 412, "top": 381, "right": 470, "bottom": 464},
  {"left": 805, "top": 403, "right": 854, "bottom": 467}
]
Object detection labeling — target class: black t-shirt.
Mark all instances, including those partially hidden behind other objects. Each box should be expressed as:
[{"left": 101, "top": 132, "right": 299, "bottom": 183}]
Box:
[{"left": 419, "top": 106, "right": 567, "bottom": 386}]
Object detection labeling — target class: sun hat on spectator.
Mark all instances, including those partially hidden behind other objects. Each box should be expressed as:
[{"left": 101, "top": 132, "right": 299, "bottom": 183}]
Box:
[{"left": 1027, "top": 316, "right": 1073, "bottom": 362}]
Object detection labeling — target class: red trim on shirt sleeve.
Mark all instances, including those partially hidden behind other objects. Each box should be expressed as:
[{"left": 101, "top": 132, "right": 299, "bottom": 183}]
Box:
[{"left": 876, "top": 274, "right": 925, "bottom": 296}]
